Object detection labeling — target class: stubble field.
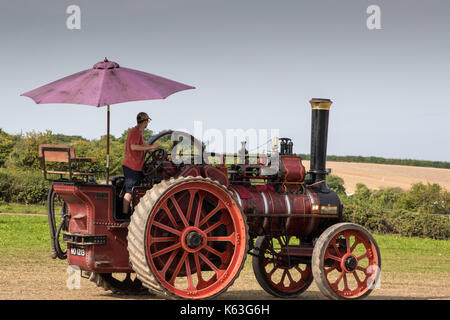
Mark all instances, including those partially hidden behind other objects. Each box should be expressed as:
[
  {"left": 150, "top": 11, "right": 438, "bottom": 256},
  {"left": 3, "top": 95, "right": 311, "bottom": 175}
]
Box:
[{"left": 302, "top": 160, "right": 450, "bottom": 193}]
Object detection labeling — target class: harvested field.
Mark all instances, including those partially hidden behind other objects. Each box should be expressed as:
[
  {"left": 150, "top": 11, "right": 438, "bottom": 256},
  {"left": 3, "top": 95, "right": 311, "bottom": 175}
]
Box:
[{"left": 302, "top": 161, "right": 450, "bottom": 193}]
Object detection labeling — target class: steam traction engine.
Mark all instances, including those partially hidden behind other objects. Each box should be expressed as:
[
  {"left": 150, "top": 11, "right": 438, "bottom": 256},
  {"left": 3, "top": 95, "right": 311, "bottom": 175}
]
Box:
[{"left": 43, "top": 99, "right": 381, "bottom": 300}]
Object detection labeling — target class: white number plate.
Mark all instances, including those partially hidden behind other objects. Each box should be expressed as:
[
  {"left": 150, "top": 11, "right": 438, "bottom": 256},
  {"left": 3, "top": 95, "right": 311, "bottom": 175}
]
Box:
[{"left": 70, "top": 247, "right": 86, "bottom": 257}]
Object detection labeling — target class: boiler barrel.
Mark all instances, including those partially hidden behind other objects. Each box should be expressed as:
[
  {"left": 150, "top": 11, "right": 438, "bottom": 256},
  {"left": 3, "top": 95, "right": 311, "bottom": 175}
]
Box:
[{"left": 229, "top": 186, "right": 340, "bottom": 236}]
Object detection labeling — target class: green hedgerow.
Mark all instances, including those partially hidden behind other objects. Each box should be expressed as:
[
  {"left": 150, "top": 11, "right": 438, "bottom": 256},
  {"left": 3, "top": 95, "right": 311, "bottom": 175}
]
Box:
[
  {"left": 341, "top": 182, "right": 450, "bottom": 240},
  {"left": 0, "top": 168, "right": 50, "bottom": 205}
]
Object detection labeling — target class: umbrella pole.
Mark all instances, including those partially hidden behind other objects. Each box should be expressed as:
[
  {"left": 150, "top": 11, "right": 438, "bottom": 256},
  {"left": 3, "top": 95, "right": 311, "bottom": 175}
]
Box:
[{"left": 106, "top": 104, "right": 110, "bottom": 184}]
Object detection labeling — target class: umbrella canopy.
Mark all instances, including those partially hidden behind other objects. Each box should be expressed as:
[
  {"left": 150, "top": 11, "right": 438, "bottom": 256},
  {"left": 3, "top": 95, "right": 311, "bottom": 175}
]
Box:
[
  {"left": 21, "top": 59, "right": 195, "bottom": 107},
  {"left": 21, "top": 58, "right": 195, "bottom": 182}
]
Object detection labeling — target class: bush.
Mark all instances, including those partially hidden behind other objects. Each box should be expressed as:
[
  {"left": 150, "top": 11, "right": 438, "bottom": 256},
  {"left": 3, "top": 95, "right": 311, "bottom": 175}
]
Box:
[
  {"left": 0, "top": 169, "right": 50, "bottom": 205},
  {"left": 0, "top": 170, "right": 14, "bottom": 202},
  {"left": 342, "top": 182, "right": 450, "bottom": 240},
  {"left": 384, "top": 210, "right": 450, "bottom": 240},
  {"left": 0, "top": 129, "right": 18, "bottom": 168},
  {"left": 6, "top": 130, "right": 55, "bottom": 170},
  {"left": 393, "top": 182, "right": 450, "bottom": 215},
  {"left": 327, "top": 174, "right": 346, "bottom": 195}
]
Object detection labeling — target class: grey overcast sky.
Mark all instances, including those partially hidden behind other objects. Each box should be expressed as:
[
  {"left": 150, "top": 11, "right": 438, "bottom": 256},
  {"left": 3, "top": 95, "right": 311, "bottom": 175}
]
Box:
[{"left": 1, "top": 0, "right": 449, "bottom": 161}]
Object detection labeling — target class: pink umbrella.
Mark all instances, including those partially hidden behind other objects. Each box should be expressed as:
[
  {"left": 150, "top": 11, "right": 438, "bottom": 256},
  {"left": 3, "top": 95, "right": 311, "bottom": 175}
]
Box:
[{"left": 21, "top": 58, "right": 195, "bottom": 182}]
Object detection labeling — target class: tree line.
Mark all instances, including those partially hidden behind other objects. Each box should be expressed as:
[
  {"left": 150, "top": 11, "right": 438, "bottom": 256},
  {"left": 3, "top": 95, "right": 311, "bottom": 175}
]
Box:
[{"left": 297, "top": 153, "right": 450, "bottom": 169}]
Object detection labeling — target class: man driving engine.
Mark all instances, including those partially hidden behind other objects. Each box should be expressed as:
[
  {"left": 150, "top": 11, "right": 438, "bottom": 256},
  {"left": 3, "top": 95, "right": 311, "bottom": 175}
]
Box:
[{"left": 122, "top": 112, "right": 159, "bottom": 214}]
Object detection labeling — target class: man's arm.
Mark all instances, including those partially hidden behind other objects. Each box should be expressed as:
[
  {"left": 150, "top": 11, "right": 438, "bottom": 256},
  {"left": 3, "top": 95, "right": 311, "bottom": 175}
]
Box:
[{"left": 130, "top": 143, "right": 159, "bottom": 151}]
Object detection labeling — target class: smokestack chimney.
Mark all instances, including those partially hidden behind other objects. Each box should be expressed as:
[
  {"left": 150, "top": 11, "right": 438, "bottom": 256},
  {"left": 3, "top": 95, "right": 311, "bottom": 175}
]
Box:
[{"left": 309, "top": 98, "right": 333, "bottom": 188}]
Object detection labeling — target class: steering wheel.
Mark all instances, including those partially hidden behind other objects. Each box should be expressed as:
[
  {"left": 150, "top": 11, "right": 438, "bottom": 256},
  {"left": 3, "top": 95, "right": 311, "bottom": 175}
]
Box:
[
  {"left": 143, "top": 148, "right": 168, "bottom": 177},
  {"left": 150, "top": 148, "right": 167, "bottom": 162}
]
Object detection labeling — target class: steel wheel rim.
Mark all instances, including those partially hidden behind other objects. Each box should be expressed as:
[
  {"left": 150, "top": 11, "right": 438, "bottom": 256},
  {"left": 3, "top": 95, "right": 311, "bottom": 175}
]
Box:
[
  {"left": 321, "top": 229, "right": 380, "bottom": 298},
  {"left": 144, "top": 180, "right": 247, "bottom": 299}
]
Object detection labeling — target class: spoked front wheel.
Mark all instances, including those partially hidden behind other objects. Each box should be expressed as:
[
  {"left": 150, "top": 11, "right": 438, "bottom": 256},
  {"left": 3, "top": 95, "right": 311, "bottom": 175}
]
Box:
[{"left": 312, "top": 223, "right": 381, "bottom": 299}]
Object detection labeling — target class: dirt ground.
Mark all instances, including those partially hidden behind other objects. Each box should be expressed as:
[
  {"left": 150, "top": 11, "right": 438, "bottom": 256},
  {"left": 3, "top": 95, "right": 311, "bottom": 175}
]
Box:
[{"left": 0, "top": 253, "right": 449, "bottom": 300}]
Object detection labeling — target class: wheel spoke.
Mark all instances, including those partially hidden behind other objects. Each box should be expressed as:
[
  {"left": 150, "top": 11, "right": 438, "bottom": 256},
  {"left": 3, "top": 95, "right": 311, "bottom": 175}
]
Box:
[
  {"left": 151, "top": 242, "right": 181, "bottom": 258},
  {"left": 332, "top": 270, "right": 345, "bottom": 287},
  {"left": 208, "top": 232, "right": 236, "bottom": 245},
  {"left": 279, "top": 269, "right": 288, "bottom": 286},
  {"left": 169, "top": 251, "right": 188, "bottom": 285},
  {"left": 148, "top": 236, "right": 177, "bottom": 244},
  {"left": 267, "top": 265, "right": 277, "bottom": 278},
  {"left": 185, "top": 189, "right": 197, "bottom": 223},
  {"left": 162, "top": 204, "right": 179, "bottom": 229},
  {"left": 356, "top": 266, "right": 367, "bottom": 273},
  {"left": 325, "top": 250, "right": 342, "bottom": 262},
  {"left": 170, "top": 196, "right": 189, "bottom": 227},
  {"left": 285, "top": 270, "right": 295, "bottom": 286},
  {"left": 160, "top": 248, "right": 179, "bottom": 277},
  {"left": 342, "top": 273, "right": 349, "bottom": 292},
  {"left": 332, "top": 242, "right": 343, "bottom": 258},
  {"left": 350, "top": 237, "right": 361, "bottom": 253},
  {"left": 357, "top": 252, "right": 368, "bottom": 261},
  {"left": 344, "top": 232, "right": 351, "bottom": 254},
  {"left": 276, "top": 236, "right": 286, "bottom": 247},
  {"left": 198, "top": 251, "right": 220, "bottom": 274},
  {"left": 194, "top": 193, "right": 206, "bottom": 227},
  {"left": 185, "top": 255, "right": 195, "bottom": 291},
  {"left": 294, "top": 264, "right": 304, "bottom": 274},
  {"left": 203, "top": 216, "right": 226, "bottom": 234},
  {"left": 153, "top": 221, "right": 181, "bottom": 236},
  {"left": 352, "top": 271, "right": 364, "bottom": 286},
  {"left": 203, "top": 244, "right": 226, "bottom": 261},
  {"left": 199, "top": 203, "right": 225, "bottom": 227},
  {"left": 193, "top": 253, "right": 205, "bottom": 286},
  {"left": 324, "top": 265, "right": 337, "bottom": 275}
]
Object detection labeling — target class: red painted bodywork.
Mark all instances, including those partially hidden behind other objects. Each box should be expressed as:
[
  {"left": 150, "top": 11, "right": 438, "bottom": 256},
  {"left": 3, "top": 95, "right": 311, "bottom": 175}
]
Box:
[{"left": 54, "top": 184, "right": 132, "bottom": 273}]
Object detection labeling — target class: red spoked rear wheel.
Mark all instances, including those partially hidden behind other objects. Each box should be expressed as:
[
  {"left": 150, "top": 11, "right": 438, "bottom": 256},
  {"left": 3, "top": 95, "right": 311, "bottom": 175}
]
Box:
[
  {"left": 312, "top": 223, "right": 381, "bottom": 299},
  {"left": 128, "top": 177, "right": 248, "bottom": 299},
  {"left": 252, "top": 236, "right": 313, "bottom": 297}
]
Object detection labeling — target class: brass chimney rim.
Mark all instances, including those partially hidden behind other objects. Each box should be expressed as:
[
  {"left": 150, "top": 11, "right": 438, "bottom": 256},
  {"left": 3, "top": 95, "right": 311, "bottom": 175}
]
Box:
[{"left": 310, "top": 98, "right": 333, "bottom": 110}]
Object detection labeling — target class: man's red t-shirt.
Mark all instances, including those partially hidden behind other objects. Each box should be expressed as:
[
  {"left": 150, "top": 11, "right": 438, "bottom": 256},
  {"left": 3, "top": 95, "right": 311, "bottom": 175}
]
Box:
[{"left": 123, "top": 126, "right": 145, "bottom": 171}]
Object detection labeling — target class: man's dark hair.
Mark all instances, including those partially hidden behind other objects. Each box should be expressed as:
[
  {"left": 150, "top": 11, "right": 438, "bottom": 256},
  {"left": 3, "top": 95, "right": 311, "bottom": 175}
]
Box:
[{"left": 137, "top": 112, "right": 151, "bottom": 124}]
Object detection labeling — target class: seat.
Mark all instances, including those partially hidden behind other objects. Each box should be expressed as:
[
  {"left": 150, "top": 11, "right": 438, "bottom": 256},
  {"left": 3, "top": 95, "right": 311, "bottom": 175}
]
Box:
[{"left": 38, "top": 144, "right": 97, "bottom": 182}]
